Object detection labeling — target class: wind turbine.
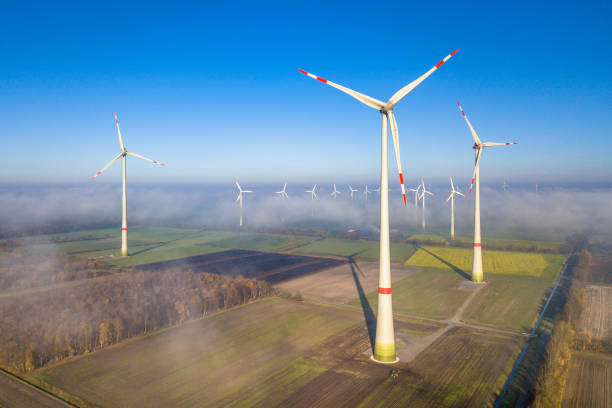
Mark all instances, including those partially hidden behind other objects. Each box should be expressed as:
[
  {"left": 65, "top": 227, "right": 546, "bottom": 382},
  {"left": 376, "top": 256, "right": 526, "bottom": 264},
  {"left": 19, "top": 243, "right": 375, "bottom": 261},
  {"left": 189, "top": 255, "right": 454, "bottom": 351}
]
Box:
[
  {"left": 299, "top": 49, "right": 458, "bottom": 363},
  {"left": 331, "top": 184, "right": 341, "bottom": 200},
  {"left": 408, "top": 183, "right": 421, "bottom": 226},
  {"left": 90, "top": 113, "right": 165, "bottom": 257},
  {"left": 348, "top": 185, "right": 359, "bottom": 201},
  {"left": 275, "top": 182, "right": 289, "bottom": 199},
  {"left": 446, "top": 177, "right": 464, "bottom": 239},
  {"left": 457, "top": 102, "right": 517, "bottom": 283},
  {"left": 503, "top": 180, "right": 508, "bottom": 192},
  {"left": 363, "top": 185, "right": 372, "bottom": 202},
  {"left": 235, "top": 180, "right": 253, "bottom": 227},
  {"left": 419, "top": 178, "right": 433, "bottom": 230},
  {"left": 305, "top": 184, "right": 317, "bottom": 216}
]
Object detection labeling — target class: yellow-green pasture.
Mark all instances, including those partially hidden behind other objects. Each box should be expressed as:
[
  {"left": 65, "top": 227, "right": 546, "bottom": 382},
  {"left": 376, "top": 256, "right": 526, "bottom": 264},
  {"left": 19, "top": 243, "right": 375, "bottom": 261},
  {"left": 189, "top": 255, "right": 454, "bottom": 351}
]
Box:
[{"left": 405, "top": 246, "right": 566, "bottom": 279}]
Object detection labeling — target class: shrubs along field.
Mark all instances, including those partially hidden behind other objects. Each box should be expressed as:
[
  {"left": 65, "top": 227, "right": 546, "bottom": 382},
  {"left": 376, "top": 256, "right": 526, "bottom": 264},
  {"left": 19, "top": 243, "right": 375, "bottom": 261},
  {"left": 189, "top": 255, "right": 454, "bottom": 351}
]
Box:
[{"left": 405, "top": 246, "right": 565, "bottom": 279}]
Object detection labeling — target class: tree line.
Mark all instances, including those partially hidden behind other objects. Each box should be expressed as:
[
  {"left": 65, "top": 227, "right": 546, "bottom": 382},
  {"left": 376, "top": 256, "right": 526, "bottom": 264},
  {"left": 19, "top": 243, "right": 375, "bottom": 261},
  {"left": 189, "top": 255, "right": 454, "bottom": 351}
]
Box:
[
  {"left": 0, "top": 266, "right": 273, "bottom": 372},
  {"left": 530, "top": 241, "right": 593, "bottom": 407}
]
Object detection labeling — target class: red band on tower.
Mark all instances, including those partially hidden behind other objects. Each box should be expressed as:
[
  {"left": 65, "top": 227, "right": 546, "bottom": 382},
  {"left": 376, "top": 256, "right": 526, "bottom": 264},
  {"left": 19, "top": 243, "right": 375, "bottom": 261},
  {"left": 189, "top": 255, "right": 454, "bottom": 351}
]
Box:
[
  {"left": 473, "top": 243, "right": 481, "bottom": 247},
  {"left": 379, "top": 287, "right": 392, "bottom": 294},
  {"left": 121, "top": 228, "right": 127, "bottom": 231}
]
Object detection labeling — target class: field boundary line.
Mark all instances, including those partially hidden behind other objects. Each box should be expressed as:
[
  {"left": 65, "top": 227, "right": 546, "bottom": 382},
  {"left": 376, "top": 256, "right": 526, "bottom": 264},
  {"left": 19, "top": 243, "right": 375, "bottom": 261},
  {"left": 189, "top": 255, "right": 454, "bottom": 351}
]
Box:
[{"left": 0, "top": 367, "right": 80, "bottom": 407}]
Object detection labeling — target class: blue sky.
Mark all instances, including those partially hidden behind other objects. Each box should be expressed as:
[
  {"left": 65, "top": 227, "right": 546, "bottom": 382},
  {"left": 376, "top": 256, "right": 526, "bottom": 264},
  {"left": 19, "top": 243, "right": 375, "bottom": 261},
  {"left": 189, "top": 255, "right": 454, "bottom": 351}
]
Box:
[{"left": 1, "top": 0, "right": 610, "bottom": 187}]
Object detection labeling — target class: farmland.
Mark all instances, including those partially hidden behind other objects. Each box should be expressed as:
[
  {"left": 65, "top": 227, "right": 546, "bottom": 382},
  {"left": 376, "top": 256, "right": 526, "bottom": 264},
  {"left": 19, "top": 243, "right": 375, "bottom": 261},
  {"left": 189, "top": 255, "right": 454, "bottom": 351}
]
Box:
[
  {"left": 405, "top": 246, "right": 565, "bottom": 279},
  {"left": 35, "top": 298, "right": 522, "bottom": 408},
  {"left": 462, "top": 274, "right": 556, "bottom": 331},
  {"left": 578, "top": 285, "right": 612, "bottom": 339},
  {"left": 36, "top": 298, "right": 363, "bottom": 408},
  {"left": 562, "top": 352, "right": 612, "bottom": 408},
  {"left": 348, "top": 267, "right": 472, "bottom": 320},
  {"left": 357, "top": 327, "right": 523, "bottom": 407},
  {"left": 276, "top": 260, "right": 417, "bottom": 302},
  {"left": 132, "top": 249, "right": 346, "bottom": 284},
  {"left": 294, "top": 238, "right": 417, "bottom": 262}
]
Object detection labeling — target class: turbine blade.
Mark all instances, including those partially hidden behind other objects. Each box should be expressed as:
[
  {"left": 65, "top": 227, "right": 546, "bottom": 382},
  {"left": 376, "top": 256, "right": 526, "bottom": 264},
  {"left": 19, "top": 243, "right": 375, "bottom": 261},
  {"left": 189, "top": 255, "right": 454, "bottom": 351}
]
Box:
[
  {"left": 235, "top": 192, "right": 241, "bottom": 203},
  {"left": 388, "top": 112, "right": 407, "bottom": 205},
  {"left": 388, "top": 49, "right": 459, "bottom": 107},
  {"left": 126, "top": 151, "right": 165, "bottom": 166},
  {"left": 297, "top": 68, "right": 385, "bottom": 110},
  {"left": 114, "top": 112, "right": 125, "bottom": 151},
  {"left": 235, "top": 180, "right": 242, "bottom": 191},
  {"left": 457, "top": 102, "right": 482, "bottom": 145},
  {"left": 483, "top": 142, "right": 518, "bottom": 147},
  {"left": 446, "top": 193, "right": 453, "bottom": 202},
  {"left": 456, "top": 191, "right": 465, "bottom": 197},
  {"left": 469, "top": 149, "right": 483, "bottom": 194},
  {"left": 450, "top": 176, "right": 455, "bottom": 190},
  {"left": 90, "top": 153, "right": 123, "bottom": 181}
]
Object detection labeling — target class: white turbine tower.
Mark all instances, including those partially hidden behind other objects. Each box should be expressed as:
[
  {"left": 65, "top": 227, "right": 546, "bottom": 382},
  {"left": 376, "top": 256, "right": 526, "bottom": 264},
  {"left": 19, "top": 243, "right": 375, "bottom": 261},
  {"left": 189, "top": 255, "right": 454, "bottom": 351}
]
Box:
[
  {"left": 235, "top": 180, "right": 253, "bottom": 227},
  {"left": 408, "top": 183, "right": 421, "bottom": 226},
  {"left": 90, "top": 113, "right": 165, "bottom": 257},
  {"left": 457, "top": 102, "right": 517, "bottom": 283},
  {"left": 419, "top": 178, "right": 433, "bottom": 230},
  {"left": 275, "top": 182, "right": 289, "bottom": 199},
  {"left": 331, "top": 184, "right": 341, "bottom": 200},
  {"left": 348, "top": 185, "right": 359, "bottom": 201},
  {"left": 446, "top": 177, "right": 464, "bottom": 239},
  {"left": 363, "top": 185, "right": 372, "bottom": 202},
  {"left": 299, "top": 49, "right": 458, "bottom": 363}
]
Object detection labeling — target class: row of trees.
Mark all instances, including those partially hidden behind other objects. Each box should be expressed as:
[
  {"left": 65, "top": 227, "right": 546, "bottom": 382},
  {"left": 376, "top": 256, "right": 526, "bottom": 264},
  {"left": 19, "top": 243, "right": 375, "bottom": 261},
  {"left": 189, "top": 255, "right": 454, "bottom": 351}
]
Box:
[
  {"left": 531, "top": 243, "right": 591, "bottom": 407},
  {"left": 0, "top": 246, "right": 113, "bottom": 292},
  {"left": 0, "top": 266, "right": 273, "bottom": 372}
]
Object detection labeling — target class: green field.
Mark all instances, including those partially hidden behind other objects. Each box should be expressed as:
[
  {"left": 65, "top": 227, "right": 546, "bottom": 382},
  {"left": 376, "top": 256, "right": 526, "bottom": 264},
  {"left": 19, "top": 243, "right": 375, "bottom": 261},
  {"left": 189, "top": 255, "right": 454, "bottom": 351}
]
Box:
[
  {"left": 35, "top": 298, "right": 360, "bottom": 408},
  {"left": 405, "top": 246, "right": 565, "bottom": 279},
  {"left": 25, "top": 227, "right": 319, "bottom": 268},
  {"left": 349, "top": 268, "right": 472, "bottom": 319},
  {"left": 294, "top": 238, "right": 417, "bottom": 262},
  {"left": 462, "top": 274, "right": 556, "bottom": 331},
  {"left": 405, "top": 234, "right": 566, "bottom": 253}
]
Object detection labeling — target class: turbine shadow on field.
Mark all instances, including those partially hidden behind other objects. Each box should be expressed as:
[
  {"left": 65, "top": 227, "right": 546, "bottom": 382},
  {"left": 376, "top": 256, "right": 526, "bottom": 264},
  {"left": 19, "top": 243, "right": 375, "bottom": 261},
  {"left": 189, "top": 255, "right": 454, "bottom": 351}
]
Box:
[
  {"left": 348, "top": 254, "right": 376, "bottom": 353},
  {"left": 418, "top": 245, "right": 471, "bottom": 281}
]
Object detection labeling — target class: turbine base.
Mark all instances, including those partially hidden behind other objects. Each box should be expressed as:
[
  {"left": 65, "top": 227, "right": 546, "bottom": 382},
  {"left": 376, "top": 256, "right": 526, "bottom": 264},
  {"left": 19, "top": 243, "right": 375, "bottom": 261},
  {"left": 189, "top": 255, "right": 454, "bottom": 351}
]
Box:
[{"left": 373, "top": 342, "right": 397, "bottom": 363}]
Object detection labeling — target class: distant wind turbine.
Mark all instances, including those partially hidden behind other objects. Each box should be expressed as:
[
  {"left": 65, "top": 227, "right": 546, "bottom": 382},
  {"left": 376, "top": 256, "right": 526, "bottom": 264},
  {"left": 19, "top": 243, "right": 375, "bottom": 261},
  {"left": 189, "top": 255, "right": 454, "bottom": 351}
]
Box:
[
  {"left": 90, "top": 113, "right": 165, "bottom": 257},
  {"left": 235, "top": 180, "right": 253, "bottom": 227},
  {"left": 363, "top": 185, "right": 372, "bottom": 201},
  {"left": 275, "top": 182, "right": 289, "bottom": 199},
  {"left": 457, "top": 101, "right": 517, "bottom": 283},
  {"left": 331, "top": 184, "right": 341, "bottom": 200},
  {"left": 348, "top": 185, "right": 359, "bottom": 201},
  {"left": 305, "top": 184, "right": 317, "bottom": 216},
  {"left": 446, "top": 177, "right": 464, "bottom": 239},
  {"left": 419, "top": 178, "right": 433, "bottom": 230}
]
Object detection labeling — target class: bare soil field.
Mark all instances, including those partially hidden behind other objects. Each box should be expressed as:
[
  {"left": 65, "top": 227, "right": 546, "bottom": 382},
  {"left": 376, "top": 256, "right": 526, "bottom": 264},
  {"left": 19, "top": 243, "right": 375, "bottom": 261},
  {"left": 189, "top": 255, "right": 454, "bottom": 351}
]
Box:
[
  {"left": 133, "top": 249, "right": 346, "bottom": 284},
  {"left": 37, "top": 298, "right": 362, "bottom": 408},
  {"left": 358, "top": 326, "right": 523, "bottom": 407},
  {"left": 275, "top": 260, "right": 417, "bottom": 302},
  {"left": 0, "top": 369, "right": 69, "bottom": 408},
  {"left": 578, "top": 285, "right": 612, "bottom": 339},
  {"left": 584, "top": 244, "right": 612, "bottom": 284},
  {"left": 562, "top": 351, "right": 612, "bottom": 408}
]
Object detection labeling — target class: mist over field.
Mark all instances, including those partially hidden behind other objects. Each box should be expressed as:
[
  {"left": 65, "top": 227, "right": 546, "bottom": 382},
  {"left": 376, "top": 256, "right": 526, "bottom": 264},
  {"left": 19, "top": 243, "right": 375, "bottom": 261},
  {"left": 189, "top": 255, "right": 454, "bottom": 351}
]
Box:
[{"left": 1, "top": 183, "right": 611, "bottom": 240}]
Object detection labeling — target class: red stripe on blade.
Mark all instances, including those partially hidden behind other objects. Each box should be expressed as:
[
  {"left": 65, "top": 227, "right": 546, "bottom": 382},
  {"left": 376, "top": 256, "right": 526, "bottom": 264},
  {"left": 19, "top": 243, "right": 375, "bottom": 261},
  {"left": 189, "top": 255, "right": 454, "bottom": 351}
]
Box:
[
  {"left": 97, "top": 172, "right": 101, "bottom": 175},
  {"left": 399, "top": 173, "right": 404, "bottom": 184},
  {"left": 402, "top": 194, "right": 407, "bottom": 206},
  {"left": 451, "top": 49, "right": 459, "bottom": 56},
  {"left": 297, "top": 68, "right": 307, "bottom": 75},
  {"left": 435, "top": 60, "right": 445, "bottom": 68},
  {"left": 378, "top": 287, "right": 391, "bottom": 294},
  {"left": 473, "top": 243, "right": 482, "bottom": 247},
  {"left": 316, "top": 76, "right": 327, "bottom": 83}
]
